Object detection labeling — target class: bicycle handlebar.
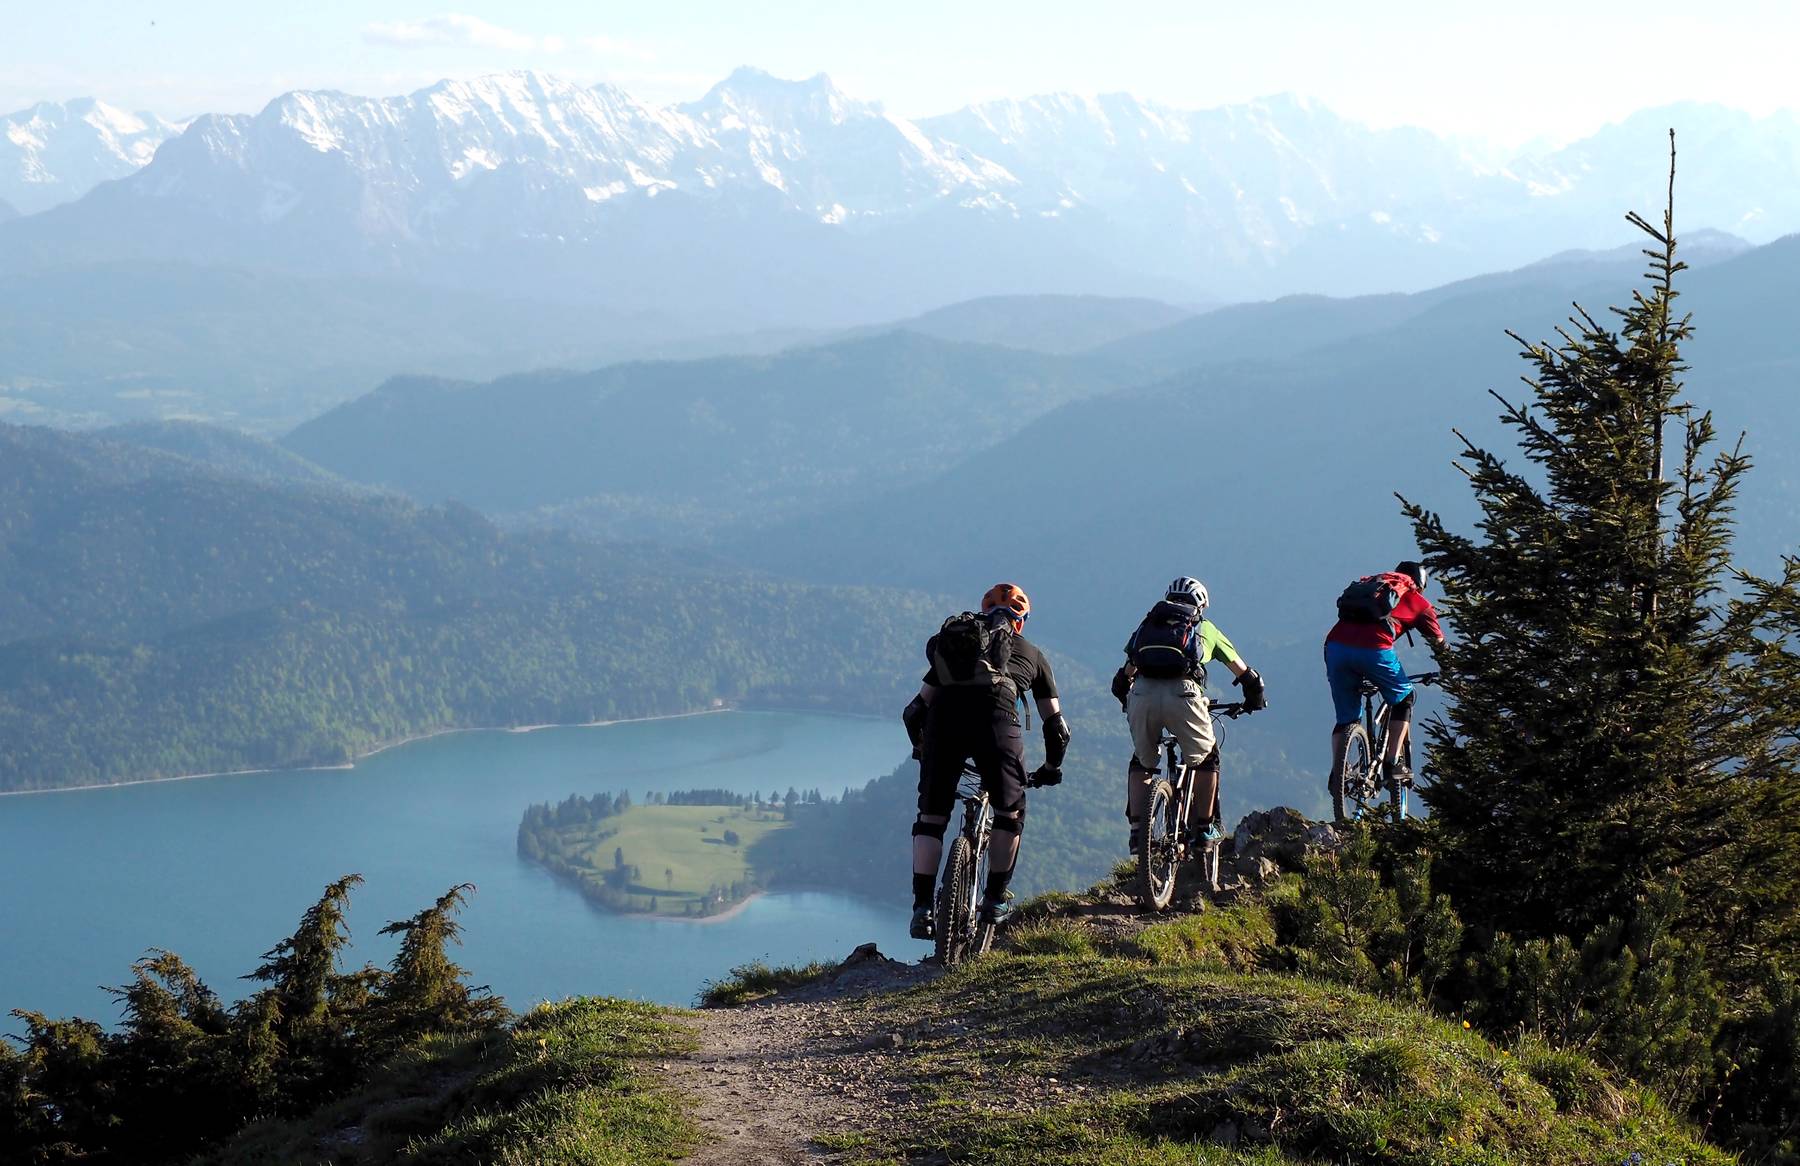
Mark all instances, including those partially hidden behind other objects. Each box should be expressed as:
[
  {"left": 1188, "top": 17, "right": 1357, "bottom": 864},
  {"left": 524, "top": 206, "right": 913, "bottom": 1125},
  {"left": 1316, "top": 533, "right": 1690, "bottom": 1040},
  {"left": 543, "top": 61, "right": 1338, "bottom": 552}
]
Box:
[{"left": 1209, "top": 700, "right": 1250, "bottom": 719}]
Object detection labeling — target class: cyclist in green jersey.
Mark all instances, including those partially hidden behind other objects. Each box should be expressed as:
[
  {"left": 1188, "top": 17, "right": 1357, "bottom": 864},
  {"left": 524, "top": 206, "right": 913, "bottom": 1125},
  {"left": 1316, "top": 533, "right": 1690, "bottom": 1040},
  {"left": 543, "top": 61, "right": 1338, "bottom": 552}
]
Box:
[{"left": 1111, "top": 577, "right": 1266, "bottom": 851}]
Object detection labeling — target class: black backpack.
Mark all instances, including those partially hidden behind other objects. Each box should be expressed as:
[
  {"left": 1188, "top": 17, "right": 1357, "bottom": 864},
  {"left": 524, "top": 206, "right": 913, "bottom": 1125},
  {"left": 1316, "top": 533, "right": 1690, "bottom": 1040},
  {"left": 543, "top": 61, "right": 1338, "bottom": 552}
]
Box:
[
  {"left": 1337, "top": 572, "right": 1410, "bottom": 624},
  {"left": 1129, "top": 599, "right": 1200, "bottom": 679},
  {"left": 929, "top": 612, "right": 1016, "bottom": 692}
]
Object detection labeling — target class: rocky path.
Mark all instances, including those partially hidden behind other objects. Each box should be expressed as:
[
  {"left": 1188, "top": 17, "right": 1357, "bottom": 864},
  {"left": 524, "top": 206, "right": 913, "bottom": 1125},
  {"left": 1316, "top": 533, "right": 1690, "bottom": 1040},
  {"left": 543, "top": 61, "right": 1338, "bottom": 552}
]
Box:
[{"left": 669, "top": 945, "right": 937, "bottom": 1165}]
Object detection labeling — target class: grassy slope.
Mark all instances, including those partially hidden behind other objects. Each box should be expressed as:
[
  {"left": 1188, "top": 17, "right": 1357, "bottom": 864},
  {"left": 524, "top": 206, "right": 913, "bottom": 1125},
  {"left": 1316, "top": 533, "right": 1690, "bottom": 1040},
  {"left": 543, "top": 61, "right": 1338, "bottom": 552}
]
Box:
[
  {"left": 827, "top": 895, "right": 1730, "bottom": 1166},
  {"left": 191, "top": 903, "right": 1729, "bottom": 1166},
  {"left": 553, "top": 804, "right": 791, "bottom": 913},
  {"left": 196, "top": 999, "right": 699, "bottom": 1166}
]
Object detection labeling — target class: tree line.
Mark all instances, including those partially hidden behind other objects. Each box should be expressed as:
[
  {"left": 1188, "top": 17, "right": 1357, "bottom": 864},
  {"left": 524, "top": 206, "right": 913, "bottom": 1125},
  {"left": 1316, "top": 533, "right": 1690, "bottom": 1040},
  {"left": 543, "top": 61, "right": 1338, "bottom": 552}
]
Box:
[{"left": 0, "top": 877, "right": 503, "bottom": 1164}]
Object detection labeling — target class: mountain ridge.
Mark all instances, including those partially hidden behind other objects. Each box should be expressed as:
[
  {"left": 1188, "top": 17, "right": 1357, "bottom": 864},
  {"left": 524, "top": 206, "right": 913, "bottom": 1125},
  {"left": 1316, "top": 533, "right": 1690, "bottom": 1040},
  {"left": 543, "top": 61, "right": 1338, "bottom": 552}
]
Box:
[{"left": 7, "top": 72, "right": 1800, "bottom": 322}]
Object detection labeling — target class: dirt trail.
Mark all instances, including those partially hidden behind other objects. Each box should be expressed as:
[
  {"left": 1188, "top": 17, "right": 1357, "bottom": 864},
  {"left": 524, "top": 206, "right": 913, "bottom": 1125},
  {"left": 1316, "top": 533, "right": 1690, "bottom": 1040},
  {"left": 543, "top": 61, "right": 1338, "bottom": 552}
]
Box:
[{"left": 669, "top": 945, "right": 938, "bottom": 1165}]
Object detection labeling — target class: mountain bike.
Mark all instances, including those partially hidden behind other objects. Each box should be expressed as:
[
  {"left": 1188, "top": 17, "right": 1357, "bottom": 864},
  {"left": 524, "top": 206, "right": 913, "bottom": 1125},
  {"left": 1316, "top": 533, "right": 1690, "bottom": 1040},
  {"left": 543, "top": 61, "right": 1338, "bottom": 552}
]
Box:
[
  {"left": 1331, "top": 671, "right": 1439, "bottom": 824},
  {"left": 934, "top": 763, "right": 998, "bottom": 967},
  {"left": 1134, "top": 700, "right": 1248, "bottom": 912}
]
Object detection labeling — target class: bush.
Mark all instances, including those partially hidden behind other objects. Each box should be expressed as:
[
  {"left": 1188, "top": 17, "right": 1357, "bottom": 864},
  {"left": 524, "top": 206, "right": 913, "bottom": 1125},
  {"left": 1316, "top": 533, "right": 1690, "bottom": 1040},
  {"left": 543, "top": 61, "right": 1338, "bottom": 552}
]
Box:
[{"left": 696, "top": 960, "right": 834, "bottom": 1008}]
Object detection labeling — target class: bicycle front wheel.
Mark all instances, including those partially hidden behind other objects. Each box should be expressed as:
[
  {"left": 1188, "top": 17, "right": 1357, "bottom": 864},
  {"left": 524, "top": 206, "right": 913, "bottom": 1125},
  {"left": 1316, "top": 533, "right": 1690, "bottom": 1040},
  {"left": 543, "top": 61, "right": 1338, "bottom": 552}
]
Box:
[
  {"left": 1135, "top": 778, "right": 1179, "bottom": 912},
  {"left": 935, "top": 835, "right": 977, "bottom": 967},
  {"left": 1332, "top": 723, "right": 1374, "bottom": 825}
]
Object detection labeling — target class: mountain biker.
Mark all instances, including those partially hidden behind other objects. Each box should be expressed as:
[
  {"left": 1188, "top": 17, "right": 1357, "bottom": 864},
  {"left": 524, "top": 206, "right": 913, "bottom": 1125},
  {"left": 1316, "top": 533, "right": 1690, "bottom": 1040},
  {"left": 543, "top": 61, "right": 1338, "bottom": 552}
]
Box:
[
  {"left": 1325, "top": 560, "right": 1447, "bottom": 789},
  {"left": 902, "top": 583, "right": 1068, "bottom": 939},
  {"left": 1110, "top": 577, "right": 1266, "bottom": 852}
]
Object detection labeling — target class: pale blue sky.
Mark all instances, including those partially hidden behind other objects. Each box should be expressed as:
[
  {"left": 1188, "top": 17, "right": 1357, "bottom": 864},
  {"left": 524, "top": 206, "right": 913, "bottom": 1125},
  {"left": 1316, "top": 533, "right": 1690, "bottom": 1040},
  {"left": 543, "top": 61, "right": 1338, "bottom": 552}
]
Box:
[{"left": 5, "top": 0, "right": 1795, "bottom": 144}]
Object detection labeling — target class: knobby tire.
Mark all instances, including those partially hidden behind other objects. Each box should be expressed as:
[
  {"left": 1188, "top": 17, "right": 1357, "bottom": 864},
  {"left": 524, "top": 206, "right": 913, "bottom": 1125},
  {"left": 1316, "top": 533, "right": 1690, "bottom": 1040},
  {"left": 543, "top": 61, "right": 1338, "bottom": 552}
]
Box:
[
  {"left": 1135, "top": 778, "right": 1178, "bottom": 912},
  {"left": 1333, "top": 722, "right": 1374, "bottom": 825},
  {"left": 935, "top": 835, "right": 977, "bottom": 967}
]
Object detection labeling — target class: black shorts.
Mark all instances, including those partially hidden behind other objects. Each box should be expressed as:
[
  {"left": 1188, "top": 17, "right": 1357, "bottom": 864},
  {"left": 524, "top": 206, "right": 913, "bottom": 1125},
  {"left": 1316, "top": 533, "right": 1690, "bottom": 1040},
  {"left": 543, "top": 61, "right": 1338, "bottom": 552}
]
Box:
[{"left": 917, "top": 696, "right": 1028, "bottom": 819}]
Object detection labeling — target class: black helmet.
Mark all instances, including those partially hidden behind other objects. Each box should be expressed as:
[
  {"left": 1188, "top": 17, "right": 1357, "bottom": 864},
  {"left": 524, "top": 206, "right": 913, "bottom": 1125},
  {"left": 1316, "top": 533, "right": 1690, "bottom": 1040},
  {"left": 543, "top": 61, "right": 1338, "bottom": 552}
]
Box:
[{"left": 1395, "top": 560, "right": 1428, "bottom": 592}]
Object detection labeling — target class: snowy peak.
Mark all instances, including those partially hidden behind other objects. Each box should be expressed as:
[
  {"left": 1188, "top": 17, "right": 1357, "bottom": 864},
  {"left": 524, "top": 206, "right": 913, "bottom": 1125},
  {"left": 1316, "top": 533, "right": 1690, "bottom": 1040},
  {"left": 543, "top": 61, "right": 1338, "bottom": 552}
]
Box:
[
  {"left": 688, "top": 66, "right": 867, "bottom": 128},
  {"left": 1, "top": 98, "right": 185, "bottom": 213}
]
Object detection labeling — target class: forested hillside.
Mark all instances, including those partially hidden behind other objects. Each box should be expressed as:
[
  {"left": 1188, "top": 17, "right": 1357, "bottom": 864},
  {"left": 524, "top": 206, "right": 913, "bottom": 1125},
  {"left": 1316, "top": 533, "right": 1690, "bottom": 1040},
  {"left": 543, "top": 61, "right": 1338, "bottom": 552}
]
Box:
[
  {"left": 0, "top": 424, "right": 936, "bottom": 791},
  {"left": 283, "top": 331, "right": 1141, "bottom": 536}
]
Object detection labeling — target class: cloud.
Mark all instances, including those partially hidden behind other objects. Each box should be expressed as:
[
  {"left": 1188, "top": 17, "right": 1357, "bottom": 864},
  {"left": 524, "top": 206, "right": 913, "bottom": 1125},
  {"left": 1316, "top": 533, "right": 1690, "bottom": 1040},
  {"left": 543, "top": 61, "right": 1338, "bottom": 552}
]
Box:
[
  {"left": 363, "top": 14, "right": 540, "bottom": 52},
  {"left": 361, "top": 15, "right": 654, "bottom": 61}
]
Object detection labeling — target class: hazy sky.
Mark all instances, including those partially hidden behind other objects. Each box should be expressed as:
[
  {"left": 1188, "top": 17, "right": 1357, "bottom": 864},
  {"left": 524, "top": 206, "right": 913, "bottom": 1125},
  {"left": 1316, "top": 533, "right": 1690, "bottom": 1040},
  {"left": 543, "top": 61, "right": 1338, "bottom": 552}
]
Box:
[{"left": 5, "top": 0, "right": 1795, "bottom": 144}]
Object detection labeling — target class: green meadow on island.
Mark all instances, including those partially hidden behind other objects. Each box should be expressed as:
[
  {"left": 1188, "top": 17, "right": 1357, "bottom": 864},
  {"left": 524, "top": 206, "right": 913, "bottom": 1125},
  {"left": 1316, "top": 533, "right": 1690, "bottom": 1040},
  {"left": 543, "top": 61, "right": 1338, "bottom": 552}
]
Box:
[{"left": 517, "top": 789, "right": 826, "bottom": 917}]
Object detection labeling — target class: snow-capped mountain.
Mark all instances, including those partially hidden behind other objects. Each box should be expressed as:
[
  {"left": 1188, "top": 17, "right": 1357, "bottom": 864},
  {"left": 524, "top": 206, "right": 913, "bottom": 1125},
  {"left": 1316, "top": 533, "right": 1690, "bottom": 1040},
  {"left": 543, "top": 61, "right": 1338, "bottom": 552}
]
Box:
[
  {"left": 679, "top": 67, "right": 1014, "bottom": 222},
  {"left": 1, "top": 98, "right": 185, "bottom": 215},
  {"left": 3, "top": 71, "right": 1797, "bottom": 324}
]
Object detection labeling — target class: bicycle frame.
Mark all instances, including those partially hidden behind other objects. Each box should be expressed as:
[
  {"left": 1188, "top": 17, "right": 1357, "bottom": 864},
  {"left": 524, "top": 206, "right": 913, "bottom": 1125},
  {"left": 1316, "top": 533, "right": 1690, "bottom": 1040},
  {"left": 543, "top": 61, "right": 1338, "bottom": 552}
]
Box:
[
  {"left": 1341, "top": 672, "right": 1437, "bottom": 821},
  {"left": 956, "top": 769, "right": 995, "bottom": 869},
  {"left": 934, "top": 764, "right": 995, "bottom": 965},
  {"left": 1142, "top": 700, "right": 1245, "bottom": 902}
]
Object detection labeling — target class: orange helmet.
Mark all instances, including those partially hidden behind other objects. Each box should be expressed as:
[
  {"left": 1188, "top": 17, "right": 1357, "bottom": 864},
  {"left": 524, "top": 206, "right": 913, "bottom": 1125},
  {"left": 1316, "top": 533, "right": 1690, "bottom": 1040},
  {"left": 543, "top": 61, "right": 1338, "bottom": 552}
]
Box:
[{"left": 981, "top": 583, "right": 1031, "bottom": 624}]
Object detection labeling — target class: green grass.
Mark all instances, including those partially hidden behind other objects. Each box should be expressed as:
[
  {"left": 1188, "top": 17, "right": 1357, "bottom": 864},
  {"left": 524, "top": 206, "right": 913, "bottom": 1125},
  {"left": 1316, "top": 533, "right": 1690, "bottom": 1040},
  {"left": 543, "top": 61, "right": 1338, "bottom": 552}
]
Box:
[
  {"left": 1129, "top": 905, "right": 1275, "bottom": 971},
  {"left": 195, "top": 998, "right": 700, "bottom": 1166},
  {"left": 830, "top": 943, "right": 1731, "bottom": 1166},
  {"left": 560, "top": 804, "right": 790, "bottom": 915},
  {"left": 697, "top": 959, "right": 837, "bottom": 1008}
]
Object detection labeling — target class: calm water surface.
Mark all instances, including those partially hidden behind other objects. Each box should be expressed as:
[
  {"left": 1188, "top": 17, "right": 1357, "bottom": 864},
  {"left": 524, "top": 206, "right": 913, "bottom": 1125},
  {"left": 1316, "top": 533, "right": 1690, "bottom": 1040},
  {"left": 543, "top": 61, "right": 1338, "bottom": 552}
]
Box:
[{"left": 0, "top": 712, "right": 914, "bottom": 1032}]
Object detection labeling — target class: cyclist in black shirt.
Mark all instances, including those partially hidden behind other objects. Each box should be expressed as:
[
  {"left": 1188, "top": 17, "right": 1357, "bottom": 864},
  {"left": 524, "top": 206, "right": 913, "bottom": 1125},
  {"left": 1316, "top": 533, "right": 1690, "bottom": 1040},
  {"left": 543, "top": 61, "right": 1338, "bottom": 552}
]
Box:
[{"left": 902, "top": 583, "right": 1069, "bottom": 938}]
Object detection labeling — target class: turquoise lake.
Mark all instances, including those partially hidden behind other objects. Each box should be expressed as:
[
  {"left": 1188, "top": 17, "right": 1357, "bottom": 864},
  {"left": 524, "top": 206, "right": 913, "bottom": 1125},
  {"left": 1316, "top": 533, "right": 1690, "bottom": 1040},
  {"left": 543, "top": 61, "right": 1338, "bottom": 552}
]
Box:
[{"left": 0, "top": 711, "right": 914, "bottom": 1032}]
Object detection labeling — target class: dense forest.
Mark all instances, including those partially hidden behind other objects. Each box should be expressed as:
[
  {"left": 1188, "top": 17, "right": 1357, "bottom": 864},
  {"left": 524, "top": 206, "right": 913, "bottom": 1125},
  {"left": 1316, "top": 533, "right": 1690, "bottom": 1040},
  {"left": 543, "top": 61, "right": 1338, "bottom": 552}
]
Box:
[{"left": 0, "top": 425, "right": 936, "bottom": 790}]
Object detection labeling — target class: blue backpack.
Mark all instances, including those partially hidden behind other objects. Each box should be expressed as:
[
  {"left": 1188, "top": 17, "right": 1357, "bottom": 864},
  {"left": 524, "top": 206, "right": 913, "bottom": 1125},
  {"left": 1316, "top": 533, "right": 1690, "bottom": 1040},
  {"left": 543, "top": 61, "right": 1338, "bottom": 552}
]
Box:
[{"left": 1129, "top": 600, "right": 1199, "bottom": 679}]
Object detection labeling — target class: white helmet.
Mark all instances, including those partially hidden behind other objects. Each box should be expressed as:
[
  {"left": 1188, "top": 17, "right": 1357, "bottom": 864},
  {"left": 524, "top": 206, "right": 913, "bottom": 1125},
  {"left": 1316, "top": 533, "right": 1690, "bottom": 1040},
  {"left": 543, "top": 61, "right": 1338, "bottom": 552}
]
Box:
[{"left": 1166, "top": 576, "right": 1208, "bottom": 611}]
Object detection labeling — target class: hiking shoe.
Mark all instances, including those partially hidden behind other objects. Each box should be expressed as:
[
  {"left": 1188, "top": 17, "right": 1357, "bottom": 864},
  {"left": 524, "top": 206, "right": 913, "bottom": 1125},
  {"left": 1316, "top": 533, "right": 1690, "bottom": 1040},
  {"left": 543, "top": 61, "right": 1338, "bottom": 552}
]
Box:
[
  {"left": 1127, "top": 831, "right": 1140, "bottom": 856},
  {"left": 1383, "top": 759, "right": 1413, "bottom": 787},
  {"left": 909, "top": 906, "right": 934, "bottom": 940},
  {"left": 1199, "top": 820, "right": 1225, "bottom": 845},
  {"left": 977, "top": 892, "right": 1014, "bottom": 926}
]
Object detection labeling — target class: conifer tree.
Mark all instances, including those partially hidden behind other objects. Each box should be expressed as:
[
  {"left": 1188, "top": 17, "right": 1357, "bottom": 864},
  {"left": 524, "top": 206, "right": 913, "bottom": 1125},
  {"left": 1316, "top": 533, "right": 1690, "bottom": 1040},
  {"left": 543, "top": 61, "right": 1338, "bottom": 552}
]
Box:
[
  {"left": 374, "top": 884, "right": 505, "bottom": 1042},
  {"left": 1402, "top": 141, "right": 1800, "bottom": 960}
]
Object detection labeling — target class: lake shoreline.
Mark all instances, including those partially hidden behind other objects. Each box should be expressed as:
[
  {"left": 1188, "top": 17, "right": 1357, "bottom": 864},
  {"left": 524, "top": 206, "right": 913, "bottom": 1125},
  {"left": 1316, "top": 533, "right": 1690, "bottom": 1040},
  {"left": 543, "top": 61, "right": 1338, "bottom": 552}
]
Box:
[{"left": 0, "top": 708, "right": 735, "bottom": 799}]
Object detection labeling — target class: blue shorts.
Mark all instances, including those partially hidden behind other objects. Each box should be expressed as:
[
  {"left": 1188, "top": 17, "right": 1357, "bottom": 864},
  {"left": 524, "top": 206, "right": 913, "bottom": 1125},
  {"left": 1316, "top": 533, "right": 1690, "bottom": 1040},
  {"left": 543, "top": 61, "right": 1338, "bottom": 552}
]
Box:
[{"left": 1324, "top": 641, "right": 1413, "bottom": 726}]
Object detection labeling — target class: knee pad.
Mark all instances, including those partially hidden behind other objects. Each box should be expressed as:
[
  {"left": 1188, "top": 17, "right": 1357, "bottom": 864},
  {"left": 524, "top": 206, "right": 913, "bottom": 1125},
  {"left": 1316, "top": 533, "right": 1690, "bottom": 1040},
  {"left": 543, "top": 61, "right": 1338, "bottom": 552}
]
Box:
[
  {"left": 1390, "top": 692, "right": 1416, "bottom": 725},
  {"left": 911, "top": 818, "right": 948, "bottom": 841},
  {"left": 991, "top": 813, "right": 1023, "bottom": 836}
]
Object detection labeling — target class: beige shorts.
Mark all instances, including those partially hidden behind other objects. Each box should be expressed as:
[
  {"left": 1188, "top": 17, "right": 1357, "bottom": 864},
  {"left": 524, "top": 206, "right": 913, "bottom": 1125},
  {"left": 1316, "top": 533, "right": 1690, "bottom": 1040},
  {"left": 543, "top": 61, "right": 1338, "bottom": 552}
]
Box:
[{"left": 1127, "top": 675, "right": 1216, "bottom": 772}]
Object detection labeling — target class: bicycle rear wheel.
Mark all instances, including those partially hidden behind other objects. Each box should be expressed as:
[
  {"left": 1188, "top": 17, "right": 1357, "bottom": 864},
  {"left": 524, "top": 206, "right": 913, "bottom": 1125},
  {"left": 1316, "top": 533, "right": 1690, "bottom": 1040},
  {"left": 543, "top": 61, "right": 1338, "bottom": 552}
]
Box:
[
  {"left": 935, "top": 835, "right": 977, "bottom": 967},
  {"left": 1332, "top": 723, "right": 1375, "bottom": 825},
  {"left": 1134, "top": 778, "right": 1179, "bottom": 912}
]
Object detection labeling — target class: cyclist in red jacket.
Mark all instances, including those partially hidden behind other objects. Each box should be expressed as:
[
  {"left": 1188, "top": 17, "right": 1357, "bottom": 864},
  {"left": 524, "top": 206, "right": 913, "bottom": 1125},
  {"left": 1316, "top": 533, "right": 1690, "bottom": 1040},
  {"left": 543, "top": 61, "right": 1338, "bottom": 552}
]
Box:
[{"left": 1324, "top": 561, "right": 1446, "bottom": 788}]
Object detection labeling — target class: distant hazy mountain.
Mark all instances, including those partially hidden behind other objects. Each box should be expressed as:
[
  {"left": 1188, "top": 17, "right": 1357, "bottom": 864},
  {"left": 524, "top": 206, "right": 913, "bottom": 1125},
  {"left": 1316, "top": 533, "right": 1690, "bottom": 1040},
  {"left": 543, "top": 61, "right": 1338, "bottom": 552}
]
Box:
[
  {"left": 0, "top": 98, "right": 184, "bottom": 215},
  {"left": 741, "top": 233, "right": 1800, "bottom": 669},
  {"left": 283, "top": 331, "right": 1140, "bottom": 535},
  {"left": 97, "top": 420, "right": 350, "bottom": 490},
  {"left": 0, "top": 197, "right": 15, "bottom": 223},
  {"left": 0, "top": 261, "right": 691, "bottom": 431},
  {"left": 1095, "top": 226, "right": 1752, "bottom": 377},
  {"left": 5, "top": 72, "right": 1798, "bottom": 329},
  {"left": 847, "top": 294, "right": 1198, "bottom": 354}
]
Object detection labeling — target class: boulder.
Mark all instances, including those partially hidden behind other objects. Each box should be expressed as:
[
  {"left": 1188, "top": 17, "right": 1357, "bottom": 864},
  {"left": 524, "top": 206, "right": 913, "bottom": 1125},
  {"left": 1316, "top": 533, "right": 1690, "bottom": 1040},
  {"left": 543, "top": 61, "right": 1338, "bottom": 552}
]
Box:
[{"left": 1228, "top": 806, "right": 1343, "bottom": 882}]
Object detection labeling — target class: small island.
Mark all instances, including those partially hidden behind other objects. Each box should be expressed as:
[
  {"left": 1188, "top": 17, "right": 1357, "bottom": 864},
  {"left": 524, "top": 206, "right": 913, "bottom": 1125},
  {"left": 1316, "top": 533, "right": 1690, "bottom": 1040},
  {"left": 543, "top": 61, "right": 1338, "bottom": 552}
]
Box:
[{"left": 517, "top": 787, "right": 826, "bottom": 918}]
